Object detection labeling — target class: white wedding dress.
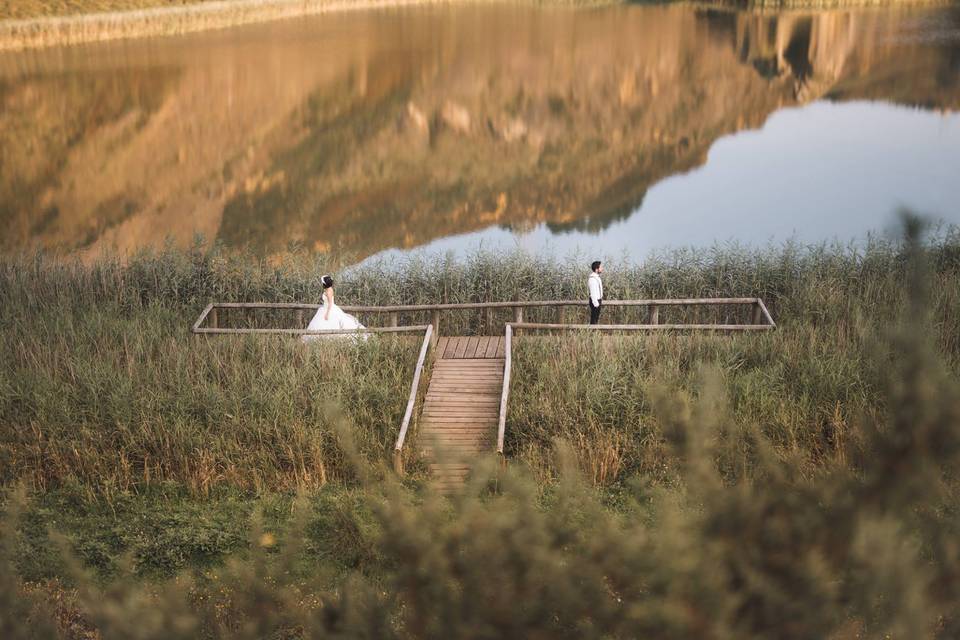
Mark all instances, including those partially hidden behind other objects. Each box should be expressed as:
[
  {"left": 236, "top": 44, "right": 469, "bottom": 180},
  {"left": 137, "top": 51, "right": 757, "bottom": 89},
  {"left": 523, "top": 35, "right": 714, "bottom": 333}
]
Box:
[{"left": 301, "top": 301, "right": 367, "bottom": 342}]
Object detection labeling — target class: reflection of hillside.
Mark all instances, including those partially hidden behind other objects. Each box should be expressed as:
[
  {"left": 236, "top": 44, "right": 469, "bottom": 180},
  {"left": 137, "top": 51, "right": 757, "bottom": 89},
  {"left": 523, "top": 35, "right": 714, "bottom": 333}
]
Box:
[{"left": 1, "top": 5, "right": 958, "bottom": 260}]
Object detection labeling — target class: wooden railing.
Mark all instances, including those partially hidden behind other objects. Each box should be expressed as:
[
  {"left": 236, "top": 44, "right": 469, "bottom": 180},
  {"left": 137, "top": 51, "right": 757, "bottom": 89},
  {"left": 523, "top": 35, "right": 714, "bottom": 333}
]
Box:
[
  {"left": 394, "top": 325, "right": 433, "bottom": 476},
  {"left": 191, "top": 297, "right": 776, "bottom": 334},
  {"left": 497, "top": 324, "right": 512, "bottom": 457}
]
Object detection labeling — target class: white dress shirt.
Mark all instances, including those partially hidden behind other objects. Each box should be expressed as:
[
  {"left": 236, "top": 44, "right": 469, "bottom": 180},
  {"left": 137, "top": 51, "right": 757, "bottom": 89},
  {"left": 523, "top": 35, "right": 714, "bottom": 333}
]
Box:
[{"left": 588, "top": 272, "right": 604, "bottom": 307}]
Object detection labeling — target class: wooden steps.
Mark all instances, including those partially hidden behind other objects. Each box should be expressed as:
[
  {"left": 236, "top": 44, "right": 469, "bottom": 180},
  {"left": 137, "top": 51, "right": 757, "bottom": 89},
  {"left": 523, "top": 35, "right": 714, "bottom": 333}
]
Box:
[{"left": 419, "top": 337, "right": 505, "bottom": 489}]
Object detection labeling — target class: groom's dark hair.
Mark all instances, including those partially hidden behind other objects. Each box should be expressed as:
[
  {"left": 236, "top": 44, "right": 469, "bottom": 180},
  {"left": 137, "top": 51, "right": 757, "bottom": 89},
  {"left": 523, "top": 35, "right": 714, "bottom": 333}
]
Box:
[{"left": 591, "top": 261, "right": 602, "bottom": 272}]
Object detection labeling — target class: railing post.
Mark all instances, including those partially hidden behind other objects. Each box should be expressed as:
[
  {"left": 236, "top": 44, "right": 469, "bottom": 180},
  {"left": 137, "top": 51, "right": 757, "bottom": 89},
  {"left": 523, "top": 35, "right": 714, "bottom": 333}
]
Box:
[
  {"left": 649, "top": 304, "right": 659, "bottom": 325},
  {"left": 394, "top": 325, "right": 433, "bottom": 477},
  {"left": 389, "top": 312, "right": 399, "bottom": 328},
  {"left": 296, "top": 309, "right": 304, "bottom": 329},
  {"left": 210, "top": 307, "right": 219, "bottom": 329},
  {"left": 752, "top": 302, "right": 763, "bottom": 325},
  {"left": 394, "top": 450, "right": 403, "bottom": 476},
  {"left": 485, "top": 306, "right": 493, "bottom": 334},
  {"left": 513, "top": 307, "right": 523, "bottom": 335},
  {"left": 432, "top": 310, "right": 441, "bottom": 337},
  {"left": 497, "top": 324, "right": 513, "bottom": 456}
]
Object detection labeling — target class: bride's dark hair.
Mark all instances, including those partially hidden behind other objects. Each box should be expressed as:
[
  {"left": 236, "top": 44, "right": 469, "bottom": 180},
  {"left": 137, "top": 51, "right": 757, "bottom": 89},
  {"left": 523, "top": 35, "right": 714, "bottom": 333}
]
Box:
[{"left": 320, "top": 275, "right": 334, "bottom": 289}]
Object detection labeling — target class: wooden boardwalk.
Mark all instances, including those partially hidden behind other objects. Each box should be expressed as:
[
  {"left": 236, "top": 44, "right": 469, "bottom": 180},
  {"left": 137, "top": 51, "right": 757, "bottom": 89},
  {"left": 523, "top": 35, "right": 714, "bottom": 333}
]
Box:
[{"left": 420, "top": 336, "right": 506, "bottom": 489}]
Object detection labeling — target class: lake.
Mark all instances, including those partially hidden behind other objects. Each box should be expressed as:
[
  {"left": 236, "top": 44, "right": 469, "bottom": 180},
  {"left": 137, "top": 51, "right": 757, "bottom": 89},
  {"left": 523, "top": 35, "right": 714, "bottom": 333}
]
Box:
[{"left": 1, "top": 3, "right": 958, "bottom": 265}]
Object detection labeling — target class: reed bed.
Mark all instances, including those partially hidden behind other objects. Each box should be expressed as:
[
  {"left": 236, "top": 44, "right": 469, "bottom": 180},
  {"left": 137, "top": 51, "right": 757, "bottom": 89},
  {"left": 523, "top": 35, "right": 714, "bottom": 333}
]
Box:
[
  {"left": 4, "top": 224, "right": 960, "bottom": 637},
  {"left": 5, "top": 297, "right": 960, "bottom": 638},
  {"left": 2, "top": 229, "right": 959, "bottom": 496}
]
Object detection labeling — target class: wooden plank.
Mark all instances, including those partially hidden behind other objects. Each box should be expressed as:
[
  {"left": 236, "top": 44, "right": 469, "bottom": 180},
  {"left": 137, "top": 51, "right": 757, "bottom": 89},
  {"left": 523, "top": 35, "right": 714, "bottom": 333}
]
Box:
[
  {"left": 473, "top": 337, "right": 489, "bottom": 358},
  {"left": 422, "top": 425, "right": 494, "bottom": 431},
  {"left": 507, "top": 322, "right": 772, "bottom": 331},
  {"left": 434, "top": 366, "right": 503, "bottom": 371},
  {"left": 453, "top": 338, "right": 469, "bottom": 359},
  {"left": 197, "top": 325, "right": 429, "bottom": 336},
  {"left": 443, "top": 336, "right": 459, "bottom": 359},
  {"left": 436, "top": 362, "right": 502, "bottom": 367},
  {"left": 422, "top": 424, "right": 492, "bottom": 430},
  {"left": 433, "top": 370, "right": 502, "bottom": 376},
  {"left": 427, "top": 383, "right": 501, "bottom": 389},
  {"left": 204, "top": 298, "right": 762, "bottom": 314},
  {"left": 484, "top": 337, "right": 499, "bottom": 358},
  {"left": 465, "top": 337, "right": 479, "bottom": 359},
  {"left": 496, "top": 337, "right": 506, "bottom": 358},
  {"left": 436, "top": 337, "right": 450, "bottom": 355},
  {"left": 421, "top": 442, "right": 488, "bottom": 448},
  {"left": 424, "top": 405, "right": 498, "bottom": 411},
  {"left": 422, "top": 451, "right": 488, "bottom": 457},
  {"left": 428, "top": 389, "right": 501, "bottom": 395},
  {"left": 422, "top": 424, "right": 496, "bottom": 429}
]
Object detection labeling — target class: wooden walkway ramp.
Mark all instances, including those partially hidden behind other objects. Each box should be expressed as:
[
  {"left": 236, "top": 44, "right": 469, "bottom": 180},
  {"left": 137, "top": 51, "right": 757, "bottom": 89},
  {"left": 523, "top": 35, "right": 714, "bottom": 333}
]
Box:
[{"left": 420, "top": 336, "right": 506, "bottom": 489}]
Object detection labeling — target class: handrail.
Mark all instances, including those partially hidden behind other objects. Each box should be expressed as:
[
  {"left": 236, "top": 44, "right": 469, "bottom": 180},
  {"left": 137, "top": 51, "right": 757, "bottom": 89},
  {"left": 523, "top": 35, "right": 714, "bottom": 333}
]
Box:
[
  {"left": 508, "top": 322, "right": 774, "bottom": 331},
  {"left": 199, "top": 297, "right": 763, "bottom": 313},
  {"left": 496, "top": 324, "right": 512, "bottom": 455},
  {"left": 394, "top": 324, "right": 434, "bottom": 475},
  {"left": 192, "top": 297, "right": 775, "bottom": 334},
  {"left": 757, "top": 298, "right": 776, "bottom": 329},
  {"left": 192, "top": 325, "right": 430, "bottom": 335},
  {"left": 193, "top": 302, "right": 214, "bottom": 332}
]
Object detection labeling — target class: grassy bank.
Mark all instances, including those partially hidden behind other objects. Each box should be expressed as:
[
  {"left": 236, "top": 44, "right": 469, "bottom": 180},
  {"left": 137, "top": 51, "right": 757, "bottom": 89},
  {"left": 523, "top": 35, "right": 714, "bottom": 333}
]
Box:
[{"left": 4, "top": 223, "right": 960, "bottom": 636}]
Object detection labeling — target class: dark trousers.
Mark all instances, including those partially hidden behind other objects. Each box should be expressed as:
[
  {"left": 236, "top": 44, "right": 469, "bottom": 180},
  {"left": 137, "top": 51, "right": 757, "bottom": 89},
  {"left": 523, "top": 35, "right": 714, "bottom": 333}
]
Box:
[{"left": 589, "top": 299, "right": 602, "bottom": 325}]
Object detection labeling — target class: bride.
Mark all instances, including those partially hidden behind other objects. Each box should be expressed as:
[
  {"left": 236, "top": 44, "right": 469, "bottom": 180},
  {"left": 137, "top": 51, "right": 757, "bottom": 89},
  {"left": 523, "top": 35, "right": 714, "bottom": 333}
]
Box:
[{"left": 301, "top": 275, "right": 367, "bottom": 341}]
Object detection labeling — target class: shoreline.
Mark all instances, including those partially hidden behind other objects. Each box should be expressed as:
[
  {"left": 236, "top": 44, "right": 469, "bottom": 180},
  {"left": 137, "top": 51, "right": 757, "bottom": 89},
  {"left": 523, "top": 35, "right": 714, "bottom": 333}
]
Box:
[
  {"left": 0, "top": 0, "right": 949, "bottom": 52},
  {"left": 0, "top": 0, "right": 505, "bottom": 52}
]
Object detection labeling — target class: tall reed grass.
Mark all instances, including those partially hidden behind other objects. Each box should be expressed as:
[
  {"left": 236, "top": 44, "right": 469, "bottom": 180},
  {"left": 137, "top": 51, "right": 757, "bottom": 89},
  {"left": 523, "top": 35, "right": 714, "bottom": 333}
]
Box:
[
  {"left": 2, "top": 227, "right": 958, "bottom": 495},
  {"left": 4, "top": 274, "right": 960, "bottom": 637}
]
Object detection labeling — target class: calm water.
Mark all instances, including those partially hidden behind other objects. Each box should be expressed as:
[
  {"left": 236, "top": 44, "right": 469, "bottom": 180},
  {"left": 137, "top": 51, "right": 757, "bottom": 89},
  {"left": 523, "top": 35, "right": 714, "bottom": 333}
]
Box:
[{"left": 1, "top": 4, "right": 959, "bottom": 264}]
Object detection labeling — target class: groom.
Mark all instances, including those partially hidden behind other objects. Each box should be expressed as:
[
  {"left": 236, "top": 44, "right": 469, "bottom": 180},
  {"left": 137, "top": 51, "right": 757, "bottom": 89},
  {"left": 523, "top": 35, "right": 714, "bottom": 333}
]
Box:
[{"left": 588, "top": 260, "right": 604, "bottom": 325}]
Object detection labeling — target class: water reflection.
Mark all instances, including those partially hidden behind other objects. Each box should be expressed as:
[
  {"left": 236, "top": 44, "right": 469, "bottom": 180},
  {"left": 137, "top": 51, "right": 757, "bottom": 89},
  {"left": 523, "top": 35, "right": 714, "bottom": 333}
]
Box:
[{"left": 1, "top": 4, "right": 958, "bottom": 262}]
